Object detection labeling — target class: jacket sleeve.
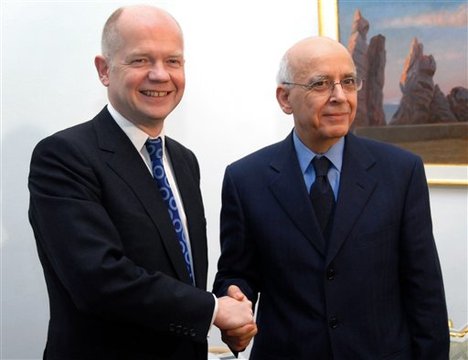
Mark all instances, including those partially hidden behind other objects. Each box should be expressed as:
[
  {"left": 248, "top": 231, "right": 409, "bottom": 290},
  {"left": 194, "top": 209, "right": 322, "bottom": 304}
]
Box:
[
  {"left": 399, "top": 156, "right": 450, "bottom": 359},
  {"left": 213, "top": 165, "right": 260, "bottom": 305}
]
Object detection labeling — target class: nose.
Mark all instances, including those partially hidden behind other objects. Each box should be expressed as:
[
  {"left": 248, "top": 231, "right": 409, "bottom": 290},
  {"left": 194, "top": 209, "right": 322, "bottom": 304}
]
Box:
[
  {"left": 148, "top": 62, "right": 171, "bottom": 82},
  {"left": 329, "top": 81, "right": 347, "bottom": 102}
]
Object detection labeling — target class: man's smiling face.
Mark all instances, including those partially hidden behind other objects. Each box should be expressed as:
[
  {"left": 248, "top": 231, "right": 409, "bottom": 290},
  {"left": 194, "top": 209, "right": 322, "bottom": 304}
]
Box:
[{"left": 97, "top": 7, "right": 185, "bottom": 131}]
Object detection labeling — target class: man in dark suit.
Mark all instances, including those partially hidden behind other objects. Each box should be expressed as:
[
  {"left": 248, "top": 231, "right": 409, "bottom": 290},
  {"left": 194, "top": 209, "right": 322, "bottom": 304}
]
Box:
[
  {"left": 28, "top": 5, "right": 255, "bottom": 360},
  {"left": 214, "top": 36, "right": 449, "bottom": 359}
]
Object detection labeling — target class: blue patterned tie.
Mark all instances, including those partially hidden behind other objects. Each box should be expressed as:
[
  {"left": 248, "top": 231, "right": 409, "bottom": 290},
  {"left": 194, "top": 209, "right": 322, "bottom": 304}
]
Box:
[{"left": 145, "top": 138, "right": 194, "bottom": 284}]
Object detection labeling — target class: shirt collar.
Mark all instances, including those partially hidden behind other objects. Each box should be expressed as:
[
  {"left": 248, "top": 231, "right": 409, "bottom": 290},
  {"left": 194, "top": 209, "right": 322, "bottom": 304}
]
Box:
[
  {"left": 293, "top": 130, "right": 344, "bottom": 174},
  {"left": 107, "top": 103, "right": 166, "bottom": 154}
]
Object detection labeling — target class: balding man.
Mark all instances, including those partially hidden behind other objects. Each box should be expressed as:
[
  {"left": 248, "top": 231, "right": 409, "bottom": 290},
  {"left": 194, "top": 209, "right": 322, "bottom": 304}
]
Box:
[
  {"left": 29, "top": 6, "right": 255, "bottom": 359},
  {"left": 214, "top": 36, "right": 449, "bottom": 359}
]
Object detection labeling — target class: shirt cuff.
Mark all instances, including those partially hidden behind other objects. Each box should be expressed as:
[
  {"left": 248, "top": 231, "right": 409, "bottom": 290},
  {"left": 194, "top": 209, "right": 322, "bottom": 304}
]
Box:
[{"left": 209, "top": 293, "right": 219, "bottom": 335}]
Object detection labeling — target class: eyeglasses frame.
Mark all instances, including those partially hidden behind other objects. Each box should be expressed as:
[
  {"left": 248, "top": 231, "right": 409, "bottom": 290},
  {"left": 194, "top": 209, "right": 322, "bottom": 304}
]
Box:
[{"left": 282, "top": 77, "right": 363, "bottom": 94}]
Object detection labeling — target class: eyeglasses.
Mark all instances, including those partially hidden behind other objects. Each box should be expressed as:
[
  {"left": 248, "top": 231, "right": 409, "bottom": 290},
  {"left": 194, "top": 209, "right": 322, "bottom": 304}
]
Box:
[{"left": 282, "top": 77, "right": 363, "bottom": 94}]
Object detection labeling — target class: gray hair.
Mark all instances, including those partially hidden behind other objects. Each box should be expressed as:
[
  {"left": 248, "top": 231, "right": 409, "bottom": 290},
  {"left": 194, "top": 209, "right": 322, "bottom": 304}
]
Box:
[{"left": 276, "top": 51, "right": 293, "bottom": 85}]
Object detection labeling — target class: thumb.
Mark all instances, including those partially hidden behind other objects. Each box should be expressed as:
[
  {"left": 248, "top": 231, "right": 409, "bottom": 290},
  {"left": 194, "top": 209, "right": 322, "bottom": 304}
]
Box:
[{"left": 227, "top": 285, "right": 245, "bottom": 301}]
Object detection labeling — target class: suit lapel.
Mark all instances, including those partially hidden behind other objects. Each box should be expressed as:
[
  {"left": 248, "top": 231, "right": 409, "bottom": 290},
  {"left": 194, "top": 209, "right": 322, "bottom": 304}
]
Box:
[
  {"left": 93, "top": 108, "right": 192, "bottom": 284},
  {"left": 268, "top": 133, "right": 326, "bottom": 256},
  {"left": 326, "top": 133, "right": 377, "bottom": 265}
]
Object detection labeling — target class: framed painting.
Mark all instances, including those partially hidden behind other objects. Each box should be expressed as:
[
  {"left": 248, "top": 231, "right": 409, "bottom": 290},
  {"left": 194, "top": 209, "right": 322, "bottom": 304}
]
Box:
[{"left": 318, "top": 0, "right": 467, "bottom": 187}]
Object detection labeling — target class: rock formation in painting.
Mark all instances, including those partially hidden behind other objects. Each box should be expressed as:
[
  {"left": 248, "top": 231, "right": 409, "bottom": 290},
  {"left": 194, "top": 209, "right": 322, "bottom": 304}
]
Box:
[
  {"left": 347, "top": 9, "right": 464, "bottom": 127},
  {"left": 366, "top": 35, "right": 386, "bottom": 126},
  {"left": 447, "top": 86, "right": 468, "bottom": 122},
  {"left": 348, "top": 10, "right": 387, "bottom": 127},
  {"left": 390, "top": 39, "right": 437, "bottom": 125},
  {"left": 429, "top": 85, "right": 458, "bottom": 123},
  {"left": 348, "top": 10, "right": 369, "bottom": 127},
  {"left": 390, "top": 38, "right": 458, "bottom": 125}
]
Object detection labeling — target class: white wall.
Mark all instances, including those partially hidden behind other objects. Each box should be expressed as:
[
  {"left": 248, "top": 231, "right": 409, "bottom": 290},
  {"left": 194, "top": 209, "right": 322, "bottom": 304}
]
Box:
[
  {"left": 1, "top": 1, "right": 466, "bottom": 359},
  {"left": 428, "top": 183, "right": 468, "bottom": 333},
  {"left": 1, "top": 1, "right": 316, "bottom": 358}
]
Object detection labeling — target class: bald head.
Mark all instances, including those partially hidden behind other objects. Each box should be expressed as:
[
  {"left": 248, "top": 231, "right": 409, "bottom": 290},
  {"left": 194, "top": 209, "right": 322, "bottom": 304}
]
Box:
[
  {"left": 101, "top": 5, "right": 183, "bottom": 60},
  {"left": 277, "top": 36, "right": 355, "bottom": 84}
]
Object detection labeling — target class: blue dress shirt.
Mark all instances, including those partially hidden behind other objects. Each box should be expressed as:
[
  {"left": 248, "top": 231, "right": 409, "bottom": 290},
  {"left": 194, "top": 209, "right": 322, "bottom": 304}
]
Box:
[{"left": 293, "top": 130, "right": 344, "bottom": 200}]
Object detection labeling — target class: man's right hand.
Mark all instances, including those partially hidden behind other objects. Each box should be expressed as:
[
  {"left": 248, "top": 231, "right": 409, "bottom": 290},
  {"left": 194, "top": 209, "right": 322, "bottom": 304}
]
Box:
[
  {"left": 214, "top": 285, "right": 258, "bottom": 352},
  {"left": 214, "top": 287, "right": 254, "bottom": 330}
]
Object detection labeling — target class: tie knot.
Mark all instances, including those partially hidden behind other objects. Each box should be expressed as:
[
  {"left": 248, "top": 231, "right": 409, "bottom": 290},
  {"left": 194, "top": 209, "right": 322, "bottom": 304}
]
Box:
[
  {"left": 312, "top": 156, "right": 331, "bottom": 177},
  {"left": 145, "top": 138, "right": 163, "bottom": 159}
]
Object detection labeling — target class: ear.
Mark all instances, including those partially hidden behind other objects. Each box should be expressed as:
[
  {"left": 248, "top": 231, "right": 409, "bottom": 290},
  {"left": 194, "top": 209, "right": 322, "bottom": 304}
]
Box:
[
  {"left": 94, "top": 55, "right": 110, "bottom": 87},
  {"left": 276, "top": 86, "right": 293, "bottom": 114}
]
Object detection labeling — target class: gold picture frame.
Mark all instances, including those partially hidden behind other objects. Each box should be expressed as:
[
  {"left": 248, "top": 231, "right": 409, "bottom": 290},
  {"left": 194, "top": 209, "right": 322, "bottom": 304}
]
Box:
[{"left": 317, "top": 0, "right": 467, "bottom": 187}]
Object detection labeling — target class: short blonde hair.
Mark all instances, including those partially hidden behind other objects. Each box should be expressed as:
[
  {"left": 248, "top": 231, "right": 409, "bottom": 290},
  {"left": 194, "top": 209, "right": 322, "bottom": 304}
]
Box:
[
  {"left": 100, "top": 6, "right": 184, "bottom": 61},
  {"left": 101, "top": 7, "right": 124, "bottom": 60}
]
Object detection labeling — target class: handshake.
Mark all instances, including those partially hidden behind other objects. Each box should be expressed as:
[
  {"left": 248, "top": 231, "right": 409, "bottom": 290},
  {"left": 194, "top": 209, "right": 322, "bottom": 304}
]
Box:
[{"left": 214, "top": 285, "right": 258, "bottom": 351}]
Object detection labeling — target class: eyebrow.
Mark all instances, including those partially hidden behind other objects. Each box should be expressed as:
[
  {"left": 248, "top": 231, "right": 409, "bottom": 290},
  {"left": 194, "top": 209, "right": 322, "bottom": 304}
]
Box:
[
  {"left": 124, "top": 52, "right": 184, "bottom": 61},
  {"left": 125, "top": 52, "right": 150, "bottom": 59},
  {"left": 307, "top": 73, "right": 357, "bottom": 82}
]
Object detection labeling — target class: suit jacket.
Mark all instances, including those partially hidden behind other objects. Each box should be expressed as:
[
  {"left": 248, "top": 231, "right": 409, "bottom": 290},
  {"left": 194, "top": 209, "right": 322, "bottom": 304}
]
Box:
[
  {"left": 213, "top": 131, "right": 449, "bottom": 360},
  {"left": 28, "top": 107, "right": 215, "bottom": 360}
]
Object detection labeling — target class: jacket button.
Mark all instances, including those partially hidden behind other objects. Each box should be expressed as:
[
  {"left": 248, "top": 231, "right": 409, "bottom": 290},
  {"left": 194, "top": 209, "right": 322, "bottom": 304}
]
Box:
[
  {"left": 327, "top": 268, "right": 336, "bottom": 280},
  {"left": 169, "top": 323, "right": 175, "bottom": 332},
  {"left": 329, "top": 316, "right": 338, "bottom": 329},
  {"left": 189, "top": 329, "right": 196, "bottom": 337}
]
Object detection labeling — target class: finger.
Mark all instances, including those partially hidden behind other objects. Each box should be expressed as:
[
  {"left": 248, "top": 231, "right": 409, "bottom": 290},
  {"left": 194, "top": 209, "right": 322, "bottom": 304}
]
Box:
[
  {"left": 226, "top": 340, "right": 249, "bottom": 352},
  {"left": 222, "top": 330, "right": 257, "bottom": 351},
  {"left": 224, "top": 324, "right": 251, "bottom": 337},
  {"left": 225, "top": 323, "right": 258, "bottom": 338}
]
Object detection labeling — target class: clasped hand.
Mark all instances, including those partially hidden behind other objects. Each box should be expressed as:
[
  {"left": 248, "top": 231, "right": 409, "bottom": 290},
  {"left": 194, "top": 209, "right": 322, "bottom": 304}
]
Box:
[{"left": 214, "top": 285, "right": 258, "bottom": 351}]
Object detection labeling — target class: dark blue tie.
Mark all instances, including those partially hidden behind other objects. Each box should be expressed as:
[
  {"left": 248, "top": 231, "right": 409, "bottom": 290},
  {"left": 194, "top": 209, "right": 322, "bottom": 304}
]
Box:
[
  {"left": 309, "top": 156, "right": 335, "bottom": 236},
  {"left": 145, "top": 138, "right": 194, "bottom": 284}
]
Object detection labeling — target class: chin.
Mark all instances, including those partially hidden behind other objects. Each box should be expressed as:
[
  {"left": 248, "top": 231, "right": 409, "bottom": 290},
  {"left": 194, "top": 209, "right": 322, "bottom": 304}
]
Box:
[{"left": 327, "top": 126, "right": 350, "bottom": 139}]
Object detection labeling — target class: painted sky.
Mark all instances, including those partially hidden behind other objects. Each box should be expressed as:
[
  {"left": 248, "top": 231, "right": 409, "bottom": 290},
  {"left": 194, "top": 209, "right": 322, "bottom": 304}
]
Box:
[{"left": 338, "top": 0, "right": 468, "bottom": 104}]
